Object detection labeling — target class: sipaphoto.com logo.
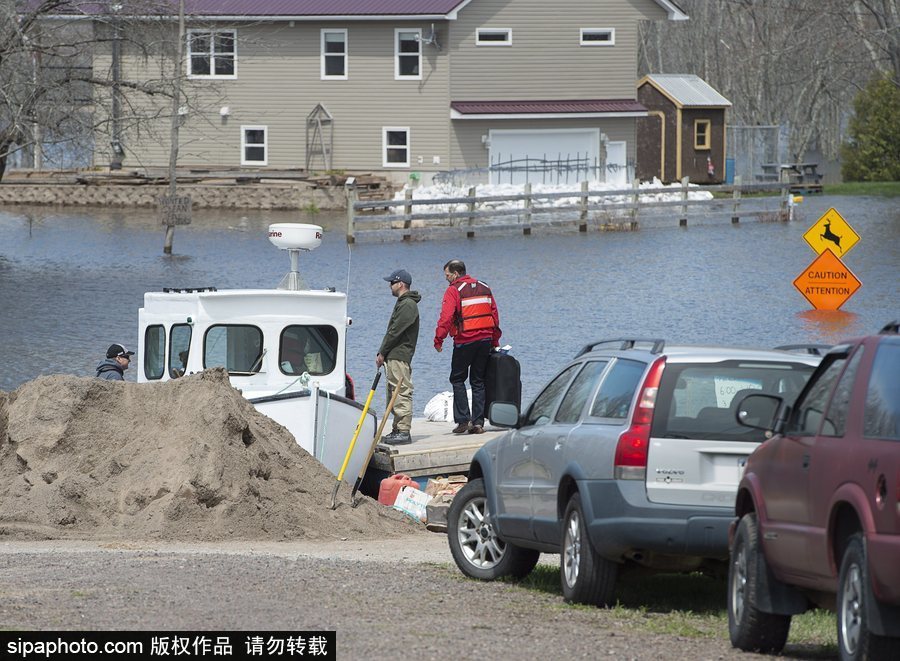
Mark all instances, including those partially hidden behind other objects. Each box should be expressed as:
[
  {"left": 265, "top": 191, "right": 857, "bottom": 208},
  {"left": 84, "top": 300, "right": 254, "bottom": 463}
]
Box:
[{"left": 6, "top": 636, "right": 141, "bottom": 658}]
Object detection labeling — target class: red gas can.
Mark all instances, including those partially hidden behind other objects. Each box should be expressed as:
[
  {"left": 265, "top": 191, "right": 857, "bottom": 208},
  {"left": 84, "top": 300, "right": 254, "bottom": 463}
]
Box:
[{"left": 378, "top": 474, "right": 418, "bottom": 506}]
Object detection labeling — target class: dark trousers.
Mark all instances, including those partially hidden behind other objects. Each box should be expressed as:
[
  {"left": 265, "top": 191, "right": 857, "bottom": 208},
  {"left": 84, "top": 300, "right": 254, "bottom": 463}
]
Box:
[{"left": 450, "top": 339, "right": 492, "bottom": 425}]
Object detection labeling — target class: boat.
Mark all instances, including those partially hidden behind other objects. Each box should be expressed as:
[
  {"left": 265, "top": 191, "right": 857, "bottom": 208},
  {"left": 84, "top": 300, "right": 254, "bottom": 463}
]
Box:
[{"left": 136, "top": 223, "right": 376, "bottom": 480}]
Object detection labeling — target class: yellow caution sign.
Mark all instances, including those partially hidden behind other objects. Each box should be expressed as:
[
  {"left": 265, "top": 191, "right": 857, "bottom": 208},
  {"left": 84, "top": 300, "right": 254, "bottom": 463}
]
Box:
[{"left": 803, "top": 208, "right": 860, "bottom": 256}]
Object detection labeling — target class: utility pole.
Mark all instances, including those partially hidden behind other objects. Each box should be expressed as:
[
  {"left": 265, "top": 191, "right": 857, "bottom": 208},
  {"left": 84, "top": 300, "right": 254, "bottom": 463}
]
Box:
[
  {"left": 163, "top": 0, "right": 186, "bottom": 255},
  {"left": 110, "top": 5, "right": 123, "bottom": 170}
]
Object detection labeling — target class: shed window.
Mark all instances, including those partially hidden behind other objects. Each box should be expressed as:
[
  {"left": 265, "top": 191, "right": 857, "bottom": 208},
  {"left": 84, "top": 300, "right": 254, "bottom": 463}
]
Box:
[
  {"left": 144, "top": 325, "right": 165, "bottom": 380},
  {"left": 580, "top": 28, "right": 615, "bottom": 46},
  {"left": 694, "top": 119, "right": 711, "bottom": 150},
  {"left": 476, "top": 28, "right": 512, "bottom": 46},
  {"left": 204, "top": 325, "right": 264, "bottom": 375}
]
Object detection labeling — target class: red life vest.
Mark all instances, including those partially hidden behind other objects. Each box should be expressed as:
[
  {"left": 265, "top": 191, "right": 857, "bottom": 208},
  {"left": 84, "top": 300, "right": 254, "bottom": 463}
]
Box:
[{"left": 457, "top": 280, "right": 496, "bottom": 332}]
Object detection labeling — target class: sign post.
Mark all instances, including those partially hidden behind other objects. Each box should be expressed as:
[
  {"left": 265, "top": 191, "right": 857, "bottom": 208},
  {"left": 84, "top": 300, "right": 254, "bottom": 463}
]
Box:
[{"left": 795, "top": 208, "right": 861, "bottom": 310}]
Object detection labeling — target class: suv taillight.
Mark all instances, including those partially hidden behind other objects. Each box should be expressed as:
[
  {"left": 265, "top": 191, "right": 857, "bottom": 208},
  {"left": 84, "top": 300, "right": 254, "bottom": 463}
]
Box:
[{"left": 614, "top": 357, "right": 666, "bottom": 480}]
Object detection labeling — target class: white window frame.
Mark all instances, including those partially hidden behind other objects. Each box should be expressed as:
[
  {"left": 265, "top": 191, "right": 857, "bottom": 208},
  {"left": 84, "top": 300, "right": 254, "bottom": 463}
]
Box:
[
  {"left": 321, "top": 29, "right": 348, "bottom": 80},
  {"left": 394, "top": 28, "right": 422, "bottom": 80},
  {"left": 187, "top": 28, "right": 237, "bottom": 79},
  {"left": 241, "top": 125, "right": 268, "bottom": 166},
  {"left": 580, "top": 28, "right": 616, "bottom": 46},
  {"left": 383, "top": 127, "right": 410, "bottom": 168},
  {"left": 476, "top": 28, "right": 513, "bottom": 46}
]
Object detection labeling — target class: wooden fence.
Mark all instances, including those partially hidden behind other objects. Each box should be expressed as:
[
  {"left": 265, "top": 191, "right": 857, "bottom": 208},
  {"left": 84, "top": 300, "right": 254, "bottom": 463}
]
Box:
[{"left": 345, "top": 176, "right": 793, "bottom": 243}]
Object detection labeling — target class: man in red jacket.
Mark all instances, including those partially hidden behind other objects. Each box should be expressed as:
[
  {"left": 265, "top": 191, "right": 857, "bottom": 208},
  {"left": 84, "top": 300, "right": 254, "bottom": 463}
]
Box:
[{"left": 434, "top": 259, "right": 501, "bottom": 434}]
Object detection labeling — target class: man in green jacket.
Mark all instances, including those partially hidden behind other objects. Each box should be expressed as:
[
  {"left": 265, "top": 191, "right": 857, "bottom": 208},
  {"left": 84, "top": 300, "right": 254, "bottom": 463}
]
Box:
[{"left": 376, "top": 269, "right": 421, "bottom": 445}]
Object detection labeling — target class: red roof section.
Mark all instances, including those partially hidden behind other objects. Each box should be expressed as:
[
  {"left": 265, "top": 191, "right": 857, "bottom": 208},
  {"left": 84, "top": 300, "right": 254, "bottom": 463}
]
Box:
[{"left": 451, "top": 99, "right": 647, "bottom": 115}]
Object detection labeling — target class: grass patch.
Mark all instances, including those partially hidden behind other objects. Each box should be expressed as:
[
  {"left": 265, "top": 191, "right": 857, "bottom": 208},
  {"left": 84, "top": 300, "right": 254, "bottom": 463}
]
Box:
[
  {"left": 509, "top": 565, "right": 836, "bottom": 650},
  {"left": 823, "top": 181, "right": 900, "bottom": 196}
]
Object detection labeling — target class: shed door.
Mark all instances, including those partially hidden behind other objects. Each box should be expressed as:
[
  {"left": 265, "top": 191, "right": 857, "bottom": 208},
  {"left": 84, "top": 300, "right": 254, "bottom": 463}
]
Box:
[{"left": 489, "top": 128, "right": 600, "bottom": 185}]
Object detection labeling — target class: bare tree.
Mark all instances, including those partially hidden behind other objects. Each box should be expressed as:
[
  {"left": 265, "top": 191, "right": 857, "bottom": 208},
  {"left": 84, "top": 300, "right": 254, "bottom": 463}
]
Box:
[
  {"left": 639, "top": 0, "right": 897, "bottom": 161},
  {"left": 1, "top": 0, "right": 225, "bottom": 182}
]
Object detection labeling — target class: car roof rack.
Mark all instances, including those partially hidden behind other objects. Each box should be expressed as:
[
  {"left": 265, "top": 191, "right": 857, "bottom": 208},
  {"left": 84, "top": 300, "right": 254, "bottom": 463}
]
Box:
[
  {"left": 575, "top": 338, "right": 665, "bottom": 358},
  {"left": 879, "top": 320, "right": 899, "bottom": 335},
  {"left": 774, "top": 343, "right": 832, "bottom": 356}
]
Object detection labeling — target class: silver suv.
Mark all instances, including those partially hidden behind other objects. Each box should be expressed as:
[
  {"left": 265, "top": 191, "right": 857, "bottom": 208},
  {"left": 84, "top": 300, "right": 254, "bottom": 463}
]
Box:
[{"left": 447, "top": 339, "right": 820, "bottom": 606}]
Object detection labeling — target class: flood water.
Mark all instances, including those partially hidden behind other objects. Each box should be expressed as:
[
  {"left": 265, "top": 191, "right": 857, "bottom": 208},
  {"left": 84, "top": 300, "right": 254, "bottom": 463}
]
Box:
[{"left": 1, "top": 195, "right": 897, "bottom": 412}]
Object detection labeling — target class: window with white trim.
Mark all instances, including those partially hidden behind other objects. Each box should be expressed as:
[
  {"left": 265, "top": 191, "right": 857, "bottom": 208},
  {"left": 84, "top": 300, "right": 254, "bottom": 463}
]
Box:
[
  {"left": 580, "top": 28, "right": 615, "bottom": 46},
  {"left": 395, "top": 29, "right": 421, "bottom": 79},
  {"left": 383, "top": 127, "right": 410, "bottom": 167},
  {"left": 476, "top": 28, "right": 512, "bottom": 46},
  {"left": 241, "top": 126, "right": 267, "bottom": 166},
  {"left": 321, "top": 29, "right": 347, "bottom": 80},
  {"left": 188, "top": 29, "right": 236, "bottom": 78}
]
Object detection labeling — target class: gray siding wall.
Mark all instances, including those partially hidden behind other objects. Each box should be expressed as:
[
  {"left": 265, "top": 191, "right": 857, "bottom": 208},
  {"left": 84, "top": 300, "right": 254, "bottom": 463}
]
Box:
[
  {"left": 103, "top": 21, "right": 452, "bottom": 175},
  {"left": 95, "top": 0, "right": 667, "bottom": 175},
  {"left": 449, "top": 0, "right": 666, "bottom": 100}
]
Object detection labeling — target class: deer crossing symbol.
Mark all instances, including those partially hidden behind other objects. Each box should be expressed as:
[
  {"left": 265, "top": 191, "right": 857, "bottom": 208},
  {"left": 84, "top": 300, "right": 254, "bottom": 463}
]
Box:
[{"left": 820, "top": 221, "right": 842, "bottom": 253}]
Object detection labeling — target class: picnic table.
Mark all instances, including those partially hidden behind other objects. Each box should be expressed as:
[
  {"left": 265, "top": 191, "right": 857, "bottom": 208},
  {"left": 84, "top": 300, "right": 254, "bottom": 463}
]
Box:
[{"left": 757, "top": 162, "right": 822, "bottom": 184}]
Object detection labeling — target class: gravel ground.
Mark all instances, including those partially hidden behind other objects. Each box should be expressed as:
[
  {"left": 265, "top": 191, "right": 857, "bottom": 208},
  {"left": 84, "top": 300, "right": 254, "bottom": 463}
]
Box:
[{"left": 0, "top": 535, "right": 820, "bottom": 660}]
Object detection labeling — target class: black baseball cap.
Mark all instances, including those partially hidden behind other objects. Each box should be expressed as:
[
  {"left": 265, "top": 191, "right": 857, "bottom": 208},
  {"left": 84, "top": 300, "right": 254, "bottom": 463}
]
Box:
[
  {"left": 107, "top": 343, "right": 135, "bottom": 359},
  {"left": 383, "top": 269, "right": 412, "bottom": 286}
]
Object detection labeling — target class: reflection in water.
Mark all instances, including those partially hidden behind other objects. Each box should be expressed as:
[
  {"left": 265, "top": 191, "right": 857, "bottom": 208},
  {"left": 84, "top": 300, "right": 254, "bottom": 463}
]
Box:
[
  {"left": 1, "top": 195, "right": 898, "bottom": 412},
  {"left": 795, "top": 309, "right": 862, "bottom": 344}
]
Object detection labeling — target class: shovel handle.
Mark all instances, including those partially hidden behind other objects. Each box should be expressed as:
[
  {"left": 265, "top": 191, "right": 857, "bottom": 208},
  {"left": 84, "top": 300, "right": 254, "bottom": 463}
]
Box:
[
  {"left": 335, "top": 368, "right": 381, "bottom": 482},
  {"left": 351, "top": 376, "right": 404, "bottom": 501}
]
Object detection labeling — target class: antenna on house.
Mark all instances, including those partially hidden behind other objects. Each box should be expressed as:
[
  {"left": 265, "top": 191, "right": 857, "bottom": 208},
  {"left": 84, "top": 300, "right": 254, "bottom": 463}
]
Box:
[{"left": 419, "top": 24, "right": 441, "bottom": 51}]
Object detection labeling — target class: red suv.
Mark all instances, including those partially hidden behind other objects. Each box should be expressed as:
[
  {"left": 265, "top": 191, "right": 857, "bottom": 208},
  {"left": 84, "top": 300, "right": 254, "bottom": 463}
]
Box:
[{"left": 728, "top": 324, "right": 900, "bottom": 660}]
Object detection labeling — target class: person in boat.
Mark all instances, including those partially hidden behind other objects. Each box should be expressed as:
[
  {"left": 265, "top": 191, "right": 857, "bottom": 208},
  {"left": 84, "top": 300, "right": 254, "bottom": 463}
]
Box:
[
  {"left": 434, "top": 259, "right": 501, "bottom": 435},
  {"left": 96, "top": 343, "right": 135, "bottom": 381},
  {"left": 376, "top": 269, "right": 421, "bottom": 445}
]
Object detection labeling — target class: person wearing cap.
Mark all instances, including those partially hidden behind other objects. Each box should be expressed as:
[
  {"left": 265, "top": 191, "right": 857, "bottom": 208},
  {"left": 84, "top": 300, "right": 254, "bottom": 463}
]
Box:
[
  {"left": 376, "top": 269, "right": 421, "bottom": 445},
  {"left": 96, "top": 343, "right": 135, "bottom": 381},
  {"left": 434, "top": 259, "right": 501, "bottom": 435}
]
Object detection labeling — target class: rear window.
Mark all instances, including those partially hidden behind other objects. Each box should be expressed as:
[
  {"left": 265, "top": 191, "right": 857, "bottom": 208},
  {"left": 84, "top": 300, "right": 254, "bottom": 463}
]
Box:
[
  {"left": 652, "top": 360, "right": 815, "bottom": 441},
  {"left": 864, "top": 341, "right": 900, "bottom": 440},
  {"left": 590, "top": 359, "right": 645, "bottom": 419}
]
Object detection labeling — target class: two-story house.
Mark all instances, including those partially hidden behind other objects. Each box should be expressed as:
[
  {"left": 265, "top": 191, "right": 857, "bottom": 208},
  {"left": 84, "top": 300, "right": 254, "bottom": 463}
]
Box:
[{"left": 93, "top": 0, "right": 687, "bottom": 184}]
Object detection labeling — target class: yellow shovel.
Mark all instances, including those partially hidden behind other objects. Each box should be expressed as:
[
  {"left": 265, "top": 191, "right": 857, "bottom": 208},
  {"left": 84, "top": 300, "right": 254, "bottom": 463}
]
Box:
[
  {"left": 330, "top": 368, "right": 381, "bottom": 509},
  {"left": 351, "top": 376, "right": 404, "bottom": 508}
]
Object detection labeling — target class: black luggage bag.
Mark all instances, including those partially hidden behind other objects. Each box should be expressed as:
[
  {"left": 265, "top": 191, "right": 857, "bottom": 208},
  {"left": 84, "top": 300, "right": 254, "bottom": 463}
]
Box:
[{"left": 484, "top": 352, "right": 522, "bottom": 417}]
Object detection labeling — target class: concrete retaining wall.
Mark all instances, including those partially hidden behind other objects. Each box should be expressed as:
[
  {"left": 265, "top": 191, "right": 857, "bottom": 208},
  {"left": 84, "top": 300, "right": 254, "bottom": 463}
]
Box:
[{"left": 0, "top": 183, "right": 347, "bottom": 210}]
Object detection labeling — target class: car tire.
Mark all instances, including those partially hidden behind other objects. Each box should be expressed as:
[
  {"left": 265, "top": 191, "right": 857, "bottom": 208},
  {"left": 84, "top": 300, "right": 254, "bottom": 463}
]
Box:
[
  {"left": 560, "top": 493, "right": 617, "bottom": 607},
  {"left": 728, "top": 513, "right": 791, "bottom": 653},
  {"left": 447, "top": 478, "right": 539, "bottom": 581},
  {"left": 837, "top": 533, "right": 900, "bottom": 661}
]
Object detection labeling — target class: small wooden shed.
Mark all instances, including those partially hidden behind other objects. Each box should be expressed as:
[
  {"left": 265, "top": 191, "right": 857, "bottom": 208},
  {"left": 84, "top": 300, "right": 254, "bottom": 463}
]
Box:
[{"left": 636, "top": 74, "right": 731, "bottom": 184}]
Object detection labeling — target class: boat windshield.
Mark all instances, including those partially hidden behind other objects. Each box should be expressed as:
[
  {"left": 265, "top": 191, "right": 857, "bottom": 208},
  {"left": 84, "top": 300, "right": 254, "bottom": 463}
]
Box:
[{"left": 280, "top": 325, "right": 338, "bottom": 376}]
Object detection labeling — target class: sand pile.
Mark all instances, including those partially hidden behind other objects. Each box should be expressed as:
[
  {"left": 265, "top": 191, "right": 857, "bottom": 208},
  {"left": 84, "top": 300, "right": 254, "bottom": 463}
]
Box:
[{"left": 0, "top": 369, "right": 418, "bottom": 542}]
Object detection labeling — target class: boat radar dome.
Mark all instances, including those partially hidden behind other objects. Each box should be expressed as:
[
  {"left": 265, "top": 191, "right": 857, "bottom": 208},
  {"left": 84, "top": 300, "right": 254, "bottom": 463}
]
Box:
[{"left": 268, "top": 223, "right": 323, "bottom": 290}]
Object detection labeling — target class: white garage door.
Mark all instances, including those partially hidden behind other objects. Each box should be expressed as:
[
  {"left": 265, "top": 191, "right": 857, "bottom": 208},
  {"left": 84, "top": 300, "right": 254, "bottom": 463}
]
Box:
[{"left": 489, "top": 128, "right": 624, "bottom": 186}]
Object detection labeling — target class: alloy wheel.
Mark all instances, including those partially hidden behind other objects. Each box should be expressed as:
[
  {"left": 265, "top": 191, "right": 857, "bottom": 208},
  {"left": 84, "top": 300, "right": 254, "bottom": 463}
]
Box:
[
  {"left": 563, "top": 509, "right": 582, "bottom": 587},
  {"left": 731, "top": 543, "right": 748, "bottom": 624},
  {"left": 456, "top": 495, "right": 506, "bottom": 569},
  {"left": 840, "top": 562, "right": 863, "bottom": 656}
]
